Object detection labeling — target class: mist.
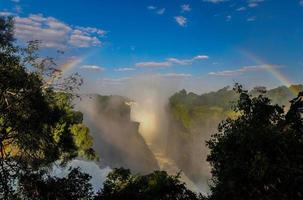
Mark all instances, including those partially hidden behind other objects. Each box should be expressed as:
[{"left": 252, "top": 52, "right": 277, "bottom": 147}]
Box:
[
  {"left": 72, "top": 74, "right": 229, "bottom": 193},
  {"left": 51, "top": 160, "right": 111, "bottom": 192}
]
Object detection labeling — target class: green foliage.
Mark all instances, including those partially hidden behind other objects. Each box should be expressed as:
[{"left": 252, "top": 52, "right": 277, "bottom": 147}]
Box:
[
  {"left": 18, "top": 168, "right": 93, "bottom": 200},
  {"left": 95, "top": 168, "right": 202, "bottom": 200},
  {"left": 70, "top": 124, "right": 98, "bottom": 160},
  {"left": 169, "top": 85, "right": 303, "bottom": 130},
  {"left": 206, "top": 83, "right": 303, "bottom": 200},
  {"left": 169, "top": 87, "right": 238, "bottom": 129},
  {"left": 0, "top": 16, "right": 96, "bottom": 198},
  {"left": 17, "top": 167, "right": 204, "bottom": 200}
]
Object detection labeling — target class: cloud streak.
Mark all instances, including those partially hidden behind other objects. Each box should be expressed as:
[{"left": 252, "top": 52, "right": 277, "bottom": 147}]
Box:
[
  {"left": 203, "top": 0, "right": 229, "bottom": 3},
  {"left": 0, "top": 12, "right": 14, "bottom": 16},
  {"left": 157, "top": 8, "right": 166, "bottom": 15},
  {"left": 247, "top": 16, "right": 256, "bottom": 22},
  {"left": 136, "top": 55, "right": 209, "bottom": 68},
  {"left": 236, "top": 7, "right": 247, "bottom": 11},
  {"left": 136, "top": 61, "right": 171, "bottom": 68},
  {"left": 147, "top": 6, "right": 166, "bottom": 15},
  {"left": 161, "top": 73, "right": 192, "bottom": 78},
  {"left": 114, "top": 67, "right": 135, "bottom": 72},
  {"left": 99, "top": 77, "right": 132, "bottom": 85},
  {"left": 248, "top": 0, "right": 265, "bottom": 8},
  {"left": 208, "top": 65, "right": 273, "bottom": 77},
  {"left": 80, "top": 65, "right": 105, "bottom": 71}
]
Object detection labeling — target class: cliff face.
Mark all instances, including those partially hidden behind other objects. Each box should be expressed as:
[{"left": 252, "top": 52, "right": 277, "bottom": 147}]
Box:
[
  {"left": 166, "top": 87, "right": 237, "bottom": 190},
  {"left": 77, "top": 95, "right": 159, "bottom": 173}
]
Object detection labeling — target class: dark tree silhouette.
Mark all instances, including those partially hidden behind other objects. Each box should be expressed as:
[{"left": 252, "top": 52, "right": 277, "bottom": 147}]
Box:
[
  {"left": 18, "top": 168, "right": 93, "bottom": 200},
  {"left": 206, "top": 83, "right": 303, "bottom": 200},
  {"left": 0, "top": 16, "right": 96, "bottom": 199},
  {"left": 95, "top": 168, "right": 203, "bottom": 200}
]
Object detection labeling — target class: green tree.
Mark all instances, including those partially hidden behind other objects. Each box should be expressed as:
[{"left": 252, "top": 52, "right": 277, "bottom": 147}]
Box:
[
  {"left": 95, "top": 168, "right": 202, "bottom": 200},
  {"left": 18, "top": 168, "right": 93, "bottom": 200},
  {"left": 206, "top": 83, "right": 303, "bottom": 200},
  {"left": 0, "top": 16, "right": 96, "bottom": 199}
]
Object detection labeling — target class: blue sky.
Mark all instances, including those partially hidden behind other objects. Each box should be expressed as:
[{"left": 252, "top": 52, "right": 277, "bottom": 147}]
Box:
[{"left": 1, "top": 0, "right": 303, "bottom": 93}]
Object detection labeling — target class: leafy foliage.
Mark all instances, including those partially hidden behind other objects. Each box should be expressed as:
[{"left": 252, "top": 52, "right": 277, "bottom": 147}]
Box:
[
  {"left": 0, "top": 16, "right": 96, "bottom": 198},
  {"left": 169, "top": 85, "right": 303, "bottom": 130},
  {"left": 95, "top": 168, "right": 203, "bottom": 200},
  {"left": 206, "top": 83, "right": 303, "bottom": 200},
  {"left": 169, "top": 87, "right": 238, "bottom": 129},
  {"left": 18, "top": 168, "right": 93, "bottom": 200}
]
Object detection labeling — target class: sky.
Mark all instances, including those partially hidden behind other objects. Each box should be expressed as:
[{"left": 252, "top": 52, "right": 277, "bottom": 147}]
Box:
[{"left": 1, "top": 0, "right": 303, "bottom": 94}]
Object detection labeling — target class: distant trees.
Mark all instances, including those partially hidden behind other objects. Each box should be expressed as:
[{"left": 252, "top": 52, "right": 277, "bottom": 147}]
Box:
[
  {"left": 169, "top": 87, "right": 239, "bottom": 130},
  {"left": 206, "top": 83, "right": 303, "bottom": 200}
]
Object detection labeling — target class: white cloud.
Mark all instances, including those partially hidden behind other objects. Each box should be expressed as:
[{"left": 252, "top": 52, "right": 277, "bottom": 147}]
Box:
[
  {"left": 161, "top": 73, "right": 192, "bottom": 78},
  {"left": 102, "top": 77, "right": 131, "bottom": 82},
  {"left": 236, "top": 7, "right": 247, "bottom": 11},
  {"left": 181, "top": 4, "right": 191, "bottom": 13},
  {"left": 168, "top": 55, "right": 209, "bottom": 65},
  {"left": 136, "top": 61, "right": 172, "bottom": 68},
  {"left": 136, "top": 55, "right": 209, "bottom": 68},
  {"left": 69, "top": 33, "right": 101, "bottom": 47},
  {"left": 194, "top": 55, "right": 209, "bottom": 60},
  {"left": 248, "top": 3, "right": 258, "bottom": 7},
  {"left": 248, "top": 0, "right": 264, "bottom": 8},
  {"left": 100, "top": 77, "right": 132, "bottom": 85},
  {"left": 0, "top": 11, "right": 14, "bottom": 16},
  {"left": 147, "top": 6, "right": 156, "bottom": 10},
  {"left": 167, "top": 58, "right": 191, "bottom": 65},
  {"left": 226, "top": 15, "right": 232, "bottom": 21},
  {"left": 13, "top": 13, "right": 105, "bottom": 48},
  {"left": 247, "top": 16, "right": 256, "bottom": 22},
  {"left": 75, "top": 26, "right": 107, "bottom": 36},
  {"left": 203, "top": 0, "right": 229, "bottom": 3},
  {"left": 80, "top": 65, "right": 105, "bottom": 71},
  {"left": 147, "top": 6, "right": 165, "bottom": 15},
  {"left": 114, "top": 67, "right": 135, "bottom": 72},
  {"left": 174, "top": 16, "right": 187, "bottom": 27},
  {"left": 300, "top": 0, "right": 303, "bottom": 6},
  {"left": 208, "top": 65, "right": 272, "bottom": 77},
  {"left": 157, "top": 8, "right": 166, "bottom": 15}
]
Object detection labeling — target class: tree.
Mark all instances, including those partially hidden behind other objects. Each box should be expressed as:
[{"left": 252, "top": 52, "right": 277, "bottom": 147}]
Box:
[
  {"left": 206, "top": 83, "right": 303, "bottom": 200},
  {"left": 95, "top": 168, "right": 203, "bottom": 200},
  {"left": 0, "top": 16, "right": 96, "bottom": 199},
  {"left": 18, "top": 168, "right": 93, "bottom": 200}
]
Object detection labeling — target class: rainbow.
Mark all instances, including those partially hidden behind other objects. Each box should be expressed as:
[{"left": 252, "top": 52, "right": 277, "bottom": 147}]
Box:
[
  {"left": 45, "top": 57, "right": 83, "bottom": 85},
  {"left": 57, "top": 49, "right": 98, "bottom": 73},
  {"left": 240, "top": 50, "right": 300, "bottom": 96},
  {"left": 58, "top": 57, "right": 83, "bottom": 73}
]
